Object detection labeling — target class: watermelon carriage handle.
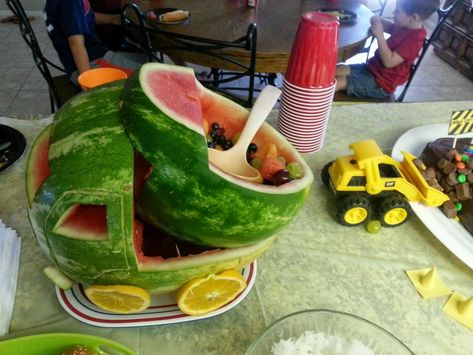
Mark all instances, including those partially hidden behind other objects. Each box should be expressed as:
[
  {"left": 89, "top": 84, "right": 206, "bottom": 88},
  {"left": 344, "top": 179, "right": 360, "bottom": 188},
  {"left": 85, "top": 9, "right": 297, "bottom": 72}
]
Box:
[{"left": 207, "top": 85, "right": 281, "bottom": 183}]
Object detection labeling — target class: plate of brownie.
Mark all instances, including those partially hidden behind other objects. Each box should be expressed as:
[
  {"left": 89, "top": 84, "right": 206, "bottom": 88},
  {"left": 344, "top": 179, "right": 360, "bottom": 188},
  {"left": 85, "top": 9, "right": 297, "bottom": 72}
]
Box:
[{"left": 392, "top": 123, "right": 473, "bottom": 270}]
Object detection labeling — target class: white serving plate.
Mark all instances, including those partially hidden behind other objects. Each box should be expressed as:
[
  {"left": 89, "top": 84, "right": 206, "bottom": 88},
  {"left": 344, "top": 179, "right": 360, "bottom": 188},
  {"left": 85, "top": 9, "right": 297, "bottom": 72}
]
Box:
[
  {"left": 391, "top": 123, "right": 473, "bottom": 270},
  {"left": 56, "top": 261, "right": 256, "bottom": 327}
]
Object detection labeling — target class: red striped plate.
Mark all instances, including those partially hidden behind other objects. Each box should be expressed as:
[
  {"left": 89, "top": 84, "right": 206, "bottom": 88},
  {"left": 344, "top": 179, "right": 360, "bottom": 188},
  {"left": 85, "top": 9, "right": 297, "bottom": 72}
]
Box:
[{"left": 56, "top": 261, "right": 256, "bottom": 327}]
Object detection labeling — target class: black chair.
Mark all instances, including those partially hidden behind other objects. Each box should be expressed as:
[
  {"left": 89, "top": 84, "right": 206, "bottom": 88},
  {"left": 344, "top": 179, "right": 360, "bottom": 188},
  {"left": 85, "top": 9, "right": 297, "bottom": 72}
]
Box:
[
  {"left": 6, "top": 0, "right": 80, "bottom": 113},
  {"left": 334, "top": 0, "right": 462, "bottom": 103},
  {"left": 120, "top": 4, "right": 258, "bottom": 107},
  {"left": 120, "top": 3, "right": 163, "bottom": 63}
]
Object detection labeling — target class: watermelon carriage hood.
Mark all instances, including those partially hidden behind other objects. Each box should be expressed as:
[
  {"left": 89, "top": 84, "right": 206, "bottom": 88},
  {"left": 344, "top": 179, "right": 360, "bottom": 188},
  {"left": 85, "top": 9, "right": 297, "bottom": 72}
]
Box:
[
  {"left": 25, "top": 64, "right": 312, "bottom": 293},
  {"left": 120, "top": 63, "right": 313, "bottom": 247}
]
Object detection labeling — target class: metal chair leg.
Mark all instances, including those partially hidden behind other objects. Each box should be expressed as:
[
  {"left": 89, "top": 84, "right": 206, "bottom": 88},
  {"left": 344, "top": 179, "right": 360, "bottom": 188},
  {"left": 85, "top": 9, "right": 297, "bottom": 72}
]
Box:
[
  {"left": 210, "top": 68, "right": 220, "bottom": 87},
  {"left": 49, "top": 92, "right": 56, "bottom": 113}
]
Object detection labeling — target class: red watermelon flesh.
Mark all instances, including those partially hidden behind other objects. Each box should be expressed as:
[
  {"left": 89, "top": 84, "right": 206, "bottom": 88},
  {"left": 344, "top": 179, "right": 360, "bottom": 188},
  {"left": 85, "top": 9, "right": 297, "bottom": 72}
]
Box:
[
  {"left": 133, "top": 151, "right": 152, "bottom": 202},
  {"left": 146, "top": 68, "right": 202, "bottom": 133},
  {"left": 25, "top": 125, "right": 51, "bottom": 206},
  {"left": 53, "top": 204, "right": 108, "bottom": 241}
]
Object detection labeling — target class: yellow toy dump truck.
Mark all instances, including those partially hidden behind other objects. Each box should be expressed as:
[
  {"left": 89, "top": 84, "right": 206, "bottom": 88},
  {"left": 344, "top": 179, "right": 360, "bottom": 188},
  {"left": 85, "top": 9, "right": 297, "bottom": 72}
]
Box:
[{"left": 321, "top": 140, "right": 449, "bottom": 227}]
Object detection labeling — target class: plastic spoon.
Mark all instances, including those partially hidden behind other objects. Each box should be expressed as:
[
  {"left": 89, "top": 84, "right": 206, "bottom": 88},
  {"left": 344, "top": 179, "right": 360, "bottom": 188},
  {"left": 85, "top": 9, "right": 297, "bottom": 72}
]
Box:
[{"left": 208, "top": 85, "right": 281, "bottom": 183}]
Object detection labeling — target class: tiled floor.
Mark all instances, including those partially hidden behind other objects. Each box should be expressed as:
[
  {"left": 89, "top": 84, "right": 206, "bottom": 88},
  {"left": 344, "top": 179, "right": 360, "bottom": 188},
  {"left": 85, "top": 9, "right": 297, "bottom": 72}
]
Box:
[{"left": 1, "top": 10, "right": 472, "bottom": 117}]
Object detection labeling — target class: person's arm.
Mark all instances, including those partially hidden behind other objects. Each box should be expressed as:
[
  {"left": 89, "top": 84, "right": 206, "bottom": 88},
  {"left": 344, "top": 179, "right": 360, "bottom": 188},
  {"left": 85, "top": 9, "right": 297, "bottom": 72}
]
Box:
[
  {"left": 94, "top": 12, "right": 121, "bottom": 25},
  {"left": 371, "top": 17, "right": 404, "bottom": 68},
  {"left": 68, "top": 34, "right": 91, "bottom": 74}
]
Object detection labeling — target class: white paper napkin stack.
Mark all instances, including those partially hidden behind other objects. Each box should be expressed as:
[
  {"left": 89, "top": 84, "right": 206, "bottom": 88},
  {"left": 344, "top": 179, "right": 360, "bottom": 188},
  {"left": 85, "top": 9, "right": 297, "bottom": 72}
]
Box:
[{"left": 0, "top": 220, "right": 21, "bottom": 336}]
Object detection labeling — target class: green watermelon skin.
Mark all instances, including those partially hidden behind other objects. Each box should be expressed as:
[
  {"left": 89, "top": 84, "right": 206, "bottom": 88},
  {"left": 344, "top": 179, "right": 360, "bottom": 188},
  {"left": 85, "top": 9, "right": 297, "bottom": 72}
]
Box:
[
  {"left": 26, "top": 82, "right": 275, "bottom": 293},
  {"left": 120, "top": 64, "right": 313, "bottom": 248}
]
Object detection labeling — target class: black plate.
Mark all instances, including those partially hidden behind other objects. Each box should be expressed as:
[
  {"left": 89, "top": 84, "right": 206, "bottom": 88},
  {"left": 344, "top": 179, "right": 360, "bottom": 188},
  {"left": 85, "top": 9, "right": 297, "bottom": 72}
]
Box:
[
  {"left": 0, "top": 124, "right": 26, "bottom": 174},
  {"left": 144, "top": 7, "right": 191, "bottom": 25},
  {"left": 318, "top": 8, "right": 357, "bottom": 23}
]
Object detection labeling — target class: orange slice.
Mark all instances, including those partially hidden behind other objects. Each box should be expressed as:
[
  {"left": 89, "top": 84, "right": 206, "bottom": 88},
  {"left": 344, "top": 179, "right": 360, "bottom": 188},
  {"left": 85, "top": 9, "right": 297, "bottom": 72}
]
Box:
[
  {"left": 84, "top": 285, "right": 151, "bottom": 314},
  {"left": 176, "top": 269, "right": 247, "bottom": 316}
]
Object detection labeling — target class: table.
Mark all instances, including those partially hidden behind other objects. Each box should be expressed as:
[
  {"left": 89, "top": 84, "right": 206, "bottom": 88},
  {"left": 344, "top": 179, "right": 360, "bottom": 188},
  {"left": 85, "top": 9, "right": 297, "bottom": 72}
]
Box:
[
  {"left": 121, "top": 0, "right": 374, "bottom": 73},
  {"left": 2, "top": 101, "right": 473, "bottom": 354}
]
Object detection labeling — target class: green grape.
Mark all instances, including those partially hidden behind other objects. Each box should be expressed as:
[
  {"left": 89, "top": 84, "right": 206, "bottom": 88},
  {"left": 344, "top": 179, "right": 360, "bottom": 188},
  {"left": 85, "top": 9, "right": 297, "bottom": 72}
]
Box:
[
  {"left": 366, "top": 220, "right": 381, "bottom": 234},
  {"left": 287, "top": 162, "right": 303, "bottom": 179},
  {"left": 251, "top": 158, "right": 262, "bottom": 170},
  {"left": 276, "top": 156, "right": 286, "bottom": 165}
]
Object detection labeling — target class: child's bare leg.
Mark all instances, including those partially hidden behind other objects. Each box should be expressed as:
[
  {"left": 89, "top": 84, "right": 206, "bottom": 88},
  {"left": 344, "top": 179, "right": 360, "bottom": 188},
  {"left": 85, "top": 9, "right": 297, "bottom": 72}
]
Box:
[
  {"left": 336, "top": 64, "right": 351, "bottom": 77},
  {"left": 335, "top": 76, "right": 347, "bottom": 92},
  {"left": 335, "top": 64, "right": 351, "bottom": 92}
]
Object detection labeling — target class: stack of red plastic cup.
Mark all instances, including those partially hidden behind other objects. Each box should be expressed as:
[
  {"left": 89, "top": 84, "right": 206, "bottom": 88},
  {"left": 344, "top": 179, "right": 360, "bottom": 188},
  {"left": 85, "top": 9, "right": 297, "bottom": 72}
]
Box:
[{"left": 278, "top": 12, "right": 339, "bottom": 154}]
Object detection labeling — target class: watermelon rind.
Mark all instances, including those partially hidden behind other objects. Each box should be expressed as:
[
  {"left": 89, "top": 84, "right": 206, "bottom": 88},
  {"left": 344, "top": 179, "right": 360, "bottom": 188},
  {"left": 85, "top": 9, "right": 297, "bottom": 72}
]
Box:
[
  {"left": 26, "top": 81, "right": 276, "bottom": 293},
  {"left": 43, "top": 265, "right": 74, "bottom": 290},
  {"left": 27, "top": 81, "right": 136, "bottom": 282},
  {"left": 82, "top": 235, "right": 274, "bottom": 294},
  {"left": 120, "top": 63, "right": 313, "bottom": 247}
]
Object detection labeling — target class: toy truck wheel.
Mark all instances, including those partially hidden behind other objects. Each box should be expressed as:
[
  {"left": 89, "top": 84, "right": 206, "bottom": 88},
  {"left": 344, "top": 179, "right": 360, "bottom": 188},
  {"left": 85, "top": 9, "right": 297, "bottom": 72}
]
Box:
[
  {"left": 378, "top": 196, "right": 412, "bottom": 227},
  {"left": 321, "top": 161, "right": 334, "bottom": 187},
  {"left": 337, "top": 196, "right": 372, "bottom": 226}
]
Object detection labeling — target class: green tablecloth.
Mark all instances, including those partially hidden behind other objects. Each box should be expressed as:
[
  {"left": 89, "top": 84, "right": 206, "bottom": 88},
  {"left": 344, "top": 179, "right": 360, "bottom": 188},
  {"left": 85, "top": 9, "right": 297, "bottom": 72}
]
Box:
[{"left": 1, "top": 101, "right": 473, "bottom": 354}]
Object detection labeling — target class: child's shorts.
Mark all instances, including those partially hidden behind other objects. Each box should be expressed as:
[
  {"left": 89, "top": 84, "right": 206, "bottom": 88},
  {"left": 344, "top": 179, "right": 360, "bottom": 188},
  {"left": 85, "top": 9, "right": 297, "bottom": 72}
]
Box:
[{"left": 346, "top": 64, "right": 390, "bottom": 99}]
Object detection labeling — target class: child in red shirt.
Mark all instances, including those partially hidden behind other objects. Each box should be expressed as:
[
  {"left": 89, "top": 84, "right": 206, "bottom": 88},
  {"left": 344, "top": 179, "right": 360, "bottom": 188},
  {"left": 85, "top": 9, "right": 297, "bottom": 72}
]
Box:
[{"left": 335, "top": 0, "right": 439, "bottom": 99}]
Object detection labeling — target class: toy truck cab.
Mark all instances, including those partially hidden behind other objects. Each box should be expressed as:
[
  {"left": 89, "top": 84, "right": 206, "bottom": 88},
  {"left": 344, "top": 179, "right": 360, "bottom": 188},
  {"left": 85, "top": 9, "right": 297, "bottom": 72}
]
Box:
[
  {"left": 322, "top": 140, "right": 449, "bottom": 227},
  {"left": 330, "top": 141, "right": 406, "bottom": 195}
]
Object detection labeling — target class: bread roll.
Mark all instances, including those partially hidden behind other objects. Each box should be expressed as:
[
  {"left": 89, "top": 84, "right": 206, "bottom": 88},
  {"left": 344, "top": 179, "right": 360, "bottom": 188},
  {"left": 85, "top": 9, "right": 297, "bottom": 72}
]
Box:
[{"left": 160, "top": 10, "right": 189, "bottom": 22}]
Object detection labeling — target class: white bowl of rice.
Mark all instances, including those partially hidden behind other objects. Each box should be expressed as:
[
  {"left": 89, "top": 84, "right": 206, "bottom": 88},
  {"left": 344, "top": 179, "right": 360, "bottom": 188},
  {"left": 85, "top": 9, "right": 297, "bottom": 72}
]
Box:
[{"left": 246, "top": 309, "right": 414, "bottom": 355}]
